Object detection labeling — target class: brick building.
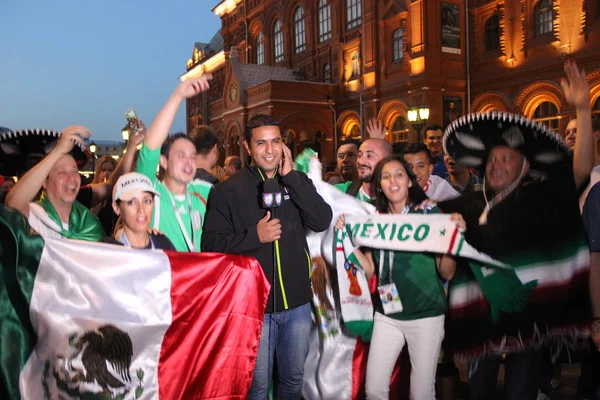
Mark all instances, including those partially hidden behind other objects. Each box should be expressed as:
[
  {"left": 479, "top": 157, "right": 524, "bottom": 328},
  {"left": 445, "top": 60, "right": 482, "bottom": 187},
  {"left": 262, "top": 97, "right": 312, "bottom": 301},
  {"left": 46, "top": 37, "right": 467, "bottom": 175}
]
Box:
[{"left": 183, "top": 0, "right": 600, "bottom": 163}]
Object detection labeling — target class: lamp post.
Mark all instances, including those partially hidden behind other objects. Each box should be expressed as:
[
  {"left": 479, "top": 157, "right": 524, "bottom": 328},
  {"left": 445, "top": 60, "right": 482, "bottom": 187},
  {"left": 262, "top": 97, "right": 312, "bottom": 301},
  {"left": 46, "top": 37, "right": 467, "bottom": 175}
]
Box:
[
  {"left": 121, "top": 127, "right": 130, "bottom": 143},
  {"left": 89, "top": 141, "right": 97, "bottom": 172},
  {"left": 407, "top": 105, "right": 430, "bottom": 142}
]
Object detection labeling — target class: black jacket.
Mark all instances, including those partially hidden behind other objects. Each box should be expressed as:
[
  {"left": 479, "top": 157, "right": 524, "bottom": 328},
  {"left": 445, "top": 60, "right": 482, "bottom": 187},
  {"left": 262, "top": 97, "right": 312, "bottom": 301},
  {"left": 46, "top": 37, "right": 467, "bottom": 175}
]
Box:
[{"left": 201, "top": 165, "right": 332, "bottom": 312}]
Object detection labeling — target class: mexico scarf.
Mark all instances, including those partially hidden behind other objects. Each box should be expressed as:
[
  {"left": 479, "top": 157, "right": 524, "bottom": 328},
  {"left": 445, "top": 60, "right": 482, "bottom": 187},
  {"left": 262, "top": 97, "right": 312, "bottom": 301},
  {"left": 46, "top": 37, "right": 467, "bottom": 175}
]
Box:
[
  {"left": 0, "top": 205, "right": 269, "bottom": 399},
  {"left": 35, "top": 193, "right": 104, "bottom": 241}
]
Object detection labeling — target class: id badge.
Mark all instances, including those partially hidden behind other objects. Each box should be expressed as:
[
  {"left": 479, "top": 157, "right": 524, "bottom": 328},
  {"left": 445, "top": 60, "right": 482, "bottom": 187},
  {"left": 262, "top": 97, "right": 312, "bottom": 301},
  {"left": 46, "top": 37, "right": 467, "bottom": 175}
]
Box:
[
  {"left": 378, "top": 283, "right": 403, "bottom": 315},
  {"left": 191, "top": 211, "right": 202, "bottom": 231}
]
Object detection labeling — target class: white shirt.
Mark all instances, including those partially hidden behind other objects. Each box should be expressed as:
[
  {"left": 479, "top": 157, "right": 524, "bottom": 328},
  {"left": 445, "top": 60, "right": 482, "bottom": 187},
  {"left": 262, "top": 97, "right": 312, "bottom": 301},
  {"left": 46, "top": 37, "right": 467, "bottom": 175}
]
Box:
[
  {"left": 423, "top": 175, "right": 460, "bottom": 202},
  {"left": 28, "top": 202, "right": 66, "bottom": 239}
]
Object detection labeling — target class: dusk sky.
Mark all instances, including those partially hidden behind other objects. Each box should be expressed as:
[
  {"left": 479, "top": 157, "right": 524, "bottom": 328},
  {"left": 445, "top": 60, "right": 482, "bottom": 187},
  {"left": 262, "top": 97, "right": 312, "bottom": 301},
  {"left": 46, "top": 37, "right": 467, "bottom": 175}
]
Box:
[{"left": 0, "top": 0, "right": 222, "bottom": 141}]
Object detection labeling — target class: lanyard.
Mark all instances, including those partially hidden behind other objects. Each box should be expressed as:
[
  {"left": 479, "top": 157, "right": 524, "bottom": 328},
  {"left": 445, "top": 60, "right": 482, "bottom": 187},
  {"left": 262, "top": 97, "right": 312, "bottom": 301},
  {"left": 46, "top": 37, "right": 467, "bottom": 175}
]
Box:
[
  {"left": 378, "top": 206, "right": 410, "bottom": 285},
  {"left": 120, "top": 231, "right": 155, "bottom": 249},
  {"left": 166, "top": 189, "right": 197, "bottom": 252}
]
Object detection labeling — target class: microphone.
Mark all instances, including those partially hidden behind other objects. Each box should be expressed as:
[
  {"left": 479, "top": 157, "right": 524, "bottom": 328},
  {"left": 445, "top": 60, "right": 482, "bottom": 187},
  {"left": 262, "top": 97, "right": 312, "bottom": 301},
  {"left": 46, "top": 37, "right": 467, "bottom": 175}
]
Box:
[{"left": 262, "top": 178, "right": 282, "bottom": 212}]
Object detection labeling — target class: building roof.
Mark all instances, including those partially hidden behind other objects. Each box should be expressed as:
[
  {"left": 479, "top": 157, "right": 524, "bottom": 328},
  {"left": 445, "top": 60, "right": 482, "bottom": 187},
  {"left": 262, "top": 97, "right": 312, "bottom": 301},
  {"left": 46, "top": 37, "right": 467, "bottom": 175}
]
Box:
[
  {"left": 194, "top": 30, "right": 224, "bottom": 57},
  {"left": 239, "top": 63, "right": 305, "bottom": 88}
]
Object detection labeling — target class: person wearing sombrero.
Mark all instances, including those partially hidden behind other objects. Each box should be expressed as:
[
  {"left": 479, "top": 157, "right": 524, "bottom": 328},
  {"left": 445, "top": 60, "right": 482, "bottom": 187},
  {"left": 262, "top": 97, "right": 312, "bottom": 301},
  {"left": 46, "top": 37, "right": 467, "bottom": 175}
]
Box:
[{"left": 438, "top": 61, "right": 595, "bottom": 399}]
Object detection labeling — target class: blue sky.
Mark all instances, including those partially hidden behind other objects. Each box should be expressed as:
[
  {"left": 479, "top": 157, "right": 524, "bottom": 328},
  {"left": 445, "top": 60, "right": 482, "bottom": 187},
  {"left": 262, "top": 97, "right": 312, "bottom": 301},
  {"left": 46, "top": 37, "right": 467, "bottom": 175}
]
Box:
[{"left": 0, "top": 0, "right": 222, "bottom": 141}]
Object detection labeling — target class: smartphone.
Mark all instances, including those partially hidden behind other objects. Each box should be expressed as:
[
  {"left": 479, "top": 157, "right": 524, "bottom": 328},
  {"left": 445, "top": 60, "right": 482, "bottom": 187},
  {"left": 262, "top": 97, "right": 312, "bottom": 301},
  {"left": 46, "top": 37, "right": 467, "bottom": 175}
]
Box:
[{"left": 125, "top": 108, "right": 142, "bottom": 136}]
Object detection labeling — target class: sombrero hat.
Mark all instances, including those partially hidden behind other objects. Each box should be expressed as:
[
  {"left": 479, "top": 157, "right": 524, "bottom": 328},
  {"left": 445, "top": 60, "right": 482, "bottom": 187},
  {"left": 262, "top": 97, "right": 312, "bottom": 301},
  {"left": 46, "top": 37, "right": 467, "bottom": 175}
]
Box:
[
  {"left": 443, "top": 111, "right": 572, "bottom": 177},
  {"left": 0, "top": 129, "right": 89, "bottom": 177}
]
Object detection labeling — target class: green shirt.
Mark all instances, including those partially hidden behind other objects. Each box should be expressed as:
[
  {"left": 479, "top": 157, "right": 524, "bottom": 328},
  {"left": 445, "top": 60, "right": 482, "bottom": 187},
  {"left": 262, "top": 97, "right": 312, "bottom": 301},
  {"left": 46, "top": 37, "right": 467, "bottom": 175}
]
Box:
[
  {"left": 136, "top": 144, "right": 212, "bottom": 252},
  {"left": 335, "top": 181, "right": 372, "bottom": 203},
  {"left": 372, "top": 207, "right": 447, "bottom": 320}
]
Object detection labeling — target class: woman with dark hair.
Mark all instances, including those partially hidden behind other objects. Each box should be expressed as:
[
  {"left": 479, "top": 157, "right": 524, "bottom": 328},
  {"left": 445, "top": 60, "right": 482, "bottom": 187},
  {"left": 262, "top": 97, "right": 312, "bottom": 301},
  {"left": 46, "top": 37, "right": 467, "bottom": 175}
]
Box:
[{"left": 336, "top": 155, "right": 465, "bottom": 400}]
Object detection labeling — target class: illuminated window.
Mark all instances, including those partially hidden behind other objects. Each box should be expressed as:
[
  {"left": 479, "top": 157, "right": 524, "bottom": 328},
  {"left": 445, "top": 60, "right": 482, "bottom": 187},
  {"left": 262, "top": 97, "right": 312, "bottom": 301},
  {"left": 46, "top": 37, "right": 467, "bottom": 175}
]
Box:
[
  {"left": 323, "top": 63, "right": 331, "bottom": 83},
  {"left": 256, "top": 32, "right": 264, "bottom": 65},
  {"left": 347, "top": 0, "right": 362, "bottom": 30},
  {"left": 533, "top": 101, "right": 559, "bottom": 133},
  {"left": 484, "top": 14, "right": 500, "bottom": 51},
  {"left": 319, "top": 0, "right": 332, "bottom": 42},
  {"left": 392, "top": 116, "right": 409, "bottom": 142},
  {"left": 351, "top": 52, "right": 360, "bottom": 76},
  {"left": 534, "top": 0, "right": 553, "bottom": 36},
  {"left": 294, "top": 8, "right": 306, "bottom": 54},
  {"left": 393, "top": 29, "right": 404, "bottom": 61},
  {"left": 274, "top": 20, "right": 284, "bottom": 63}
]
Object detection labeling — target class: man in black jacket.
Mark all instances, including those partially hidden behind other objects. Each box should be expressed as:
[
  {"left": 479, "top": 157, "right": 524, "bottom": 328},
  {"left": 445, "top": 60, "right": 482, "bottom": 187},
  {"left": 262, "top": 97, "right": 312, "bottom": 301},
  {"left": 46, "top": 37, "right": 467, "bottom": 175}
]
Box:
[{"left": 202, "top": 114, "right": 332, "bottom": 399}]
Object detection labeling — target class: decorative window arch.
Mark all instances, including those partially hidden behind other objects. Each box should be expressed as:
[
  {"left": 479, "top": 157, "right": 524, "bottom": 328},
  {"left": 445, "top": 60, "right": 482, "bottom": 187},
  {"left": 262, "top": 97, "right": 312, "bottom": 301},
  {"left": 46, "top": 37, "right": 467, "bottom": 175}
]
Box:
[
  {"left": 533, "top": 101, "right": 559, "bottom": 133},
  {"left": 393, "top": 29, "right": 404, "bottom": 61},
  {"left": 318, "top": 0, "right": 332, "bottom": 42},
  {"left": 484, "top": 14, "right": 500, "bottom": 51},
  {"left": 346, "top": 0, "right": 362, "bottom": 30},
  {"left": 294, "top": 7, "right": 306, "bottom": 54},
  {"left": 534, "top": 0, "right": 553, "bottom": 36},
  {"left": 392, "top": 116, "right": 409, "bottom": 142},
  {"left": 256, "top": 32, "right": 265, "bottom": 65},
  {"left": 274, "top": 20, "right": 284, "bottom": 63}
]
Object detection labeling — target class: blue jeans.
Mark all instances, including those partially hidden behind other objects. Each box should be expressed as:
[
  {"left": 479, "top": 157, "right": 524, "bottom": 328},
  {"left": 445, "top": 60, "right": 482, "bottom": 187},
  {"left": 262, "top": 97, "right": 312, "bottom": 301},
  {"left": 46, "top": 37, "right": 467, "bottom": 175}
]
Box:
[{"left": 247, "top": 302, "right": 312, "bottom": 400}]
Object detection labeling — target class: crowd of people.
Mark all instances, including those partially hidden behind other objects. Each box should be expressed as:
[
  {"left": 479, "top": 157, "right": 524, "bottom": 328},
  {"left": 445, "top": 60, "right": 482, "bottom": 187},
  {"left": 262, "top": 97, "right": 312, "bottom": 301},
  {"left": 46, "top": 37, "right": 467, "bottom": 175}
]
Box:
[{"left": 0, "top": 60, "right": 599, "bottom": 400}]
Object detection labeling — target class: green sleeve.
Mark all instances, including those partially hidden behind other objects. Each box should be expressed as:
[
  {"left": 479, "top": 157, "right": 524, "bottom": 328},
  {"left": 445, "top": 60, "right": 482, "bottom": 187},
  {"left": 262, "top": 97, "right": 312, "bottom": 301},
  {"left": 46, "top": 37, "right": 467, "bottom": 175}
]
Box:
[{"left": 135, "top": 144, "right": 160, "bottom": 184}]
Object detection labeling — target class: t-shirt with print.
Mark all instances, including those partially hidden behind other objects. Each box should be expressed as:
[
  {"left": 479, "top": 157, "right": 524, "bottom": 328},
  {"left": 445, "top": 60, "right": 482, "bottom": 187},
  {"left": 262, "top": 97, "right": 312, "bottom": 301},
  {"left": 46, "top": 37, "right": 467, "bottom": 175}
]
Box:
[
  {"left": 136, "top": 144, "right": 212, "bottom": 252},
  {"left": 372, "top": 206, "right": 447, "bottom": 321}
]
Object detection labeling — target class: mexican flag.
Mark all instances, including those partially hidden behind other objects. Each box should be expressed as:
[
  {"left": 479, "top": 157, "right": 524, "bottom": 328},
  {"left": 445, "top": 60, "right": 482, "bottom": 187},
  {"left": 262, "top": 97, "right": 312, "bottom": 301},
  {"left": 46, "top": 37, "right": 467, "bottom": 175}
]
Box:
[{"left": 0, "top": 205, "right": 270, "bottom": 399}]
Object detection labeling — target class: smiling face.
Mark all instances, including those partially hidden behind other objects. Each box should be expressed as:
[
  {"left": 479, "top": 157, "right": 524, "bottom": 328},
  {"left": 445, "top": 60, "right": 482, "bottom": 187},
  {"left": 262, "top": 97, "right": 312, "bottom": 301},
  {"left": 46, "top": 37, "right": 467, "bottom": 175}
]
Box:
[
  {"left": 113, "top": 191, "right": 155, "bottom": 235},
  {"left": 485, "top": 146, "right": 529, "bottom": 193},
  {"left": 379, "top": 160, "right": 412, "bottom": 209},
  {"left": 43, "top": 155, "right": 81, "bottom": 208},
  {"left": 423, "top": 128, "right": 443, "bottom": 157},
  {"left": 403, "top": 151, "right": 434, "bottom": 189},
  {"left": 244, "top": 125, "right": 283, "bottom": 175},
  {"left": 160, "top": 137, "right": 197, "bottom": 185},
  {"left": 357, "top": 140, "right": 388, "bottom": 183}
]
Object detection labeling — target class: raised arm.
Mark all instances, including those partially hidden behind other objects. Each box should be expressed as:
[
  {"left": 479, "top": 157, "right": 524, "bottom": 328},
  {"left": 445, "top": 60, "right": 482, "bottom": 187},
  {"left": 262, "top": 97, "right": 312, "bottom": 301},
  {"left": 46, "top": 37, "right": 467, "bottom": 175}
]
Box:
[
  {"left": 561, "top": 60, "right": 593, "bottom": 189},
  {"left": 144, "top": 75, "right": 212, "bottom": 151},
  {"left": 5, "top": 126, "right": 90, "bottom": 217}
]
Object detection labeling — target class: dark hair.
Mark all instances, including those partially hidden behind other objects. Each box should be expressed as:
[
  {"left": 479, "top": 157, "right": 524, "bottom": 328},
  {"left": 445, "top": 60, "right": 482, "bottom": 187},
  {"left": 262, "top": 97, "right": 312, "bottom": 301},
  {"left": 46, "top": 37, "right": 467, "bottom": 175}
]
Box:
[
  {"left": 226, "top": 155, "right": 242, "bottom": 171},
  {"left": 373, "top": 155, "right": 428, "bottom": 213},
  {"left": 336, "top": 139, "right": 360, "bottom": 152},
  {"left": 188, "top": 125, "right": 219, "bottom": 155},
  {"left": 401, "top": 142, "right": 435, "bottom": 164},
  {"left": 424, "top": 125, "right": 443, "bottom": 138},
  {"left": 245, "top": 114, "right": 280, "bottom": 142},
  {"left": 160, "top": 133, "right": 192, "bottom": 158},
  {"left": 392, "top": 142, "right": 408, "bottom": 155}
]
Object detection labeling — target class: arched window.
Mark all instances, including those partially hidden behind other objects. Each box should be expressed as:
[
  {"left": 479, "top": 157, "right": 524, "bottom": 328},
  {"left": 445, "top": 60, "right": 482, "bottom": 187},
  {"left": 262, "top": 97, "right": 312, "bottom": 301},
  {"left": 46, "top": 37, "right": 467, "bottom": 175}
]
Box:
[
  {"left": 534, "top": 0, "right": 553, "bottom": 36},
  {"left": 346, "top": 0, "right": 362, "bottom": 30},
  {"left": 256, "top": 32, "right": 265, "bottom": 65},
  {"left": 323, "top": 63, "right": 331, "bottom": 83},
  {"left": 350, "top": 124, "right": 361, "bottom": 138},
  {"left": 533, "top": 101, "right": 559, "bottom": 133},
  {"left": 351, "top": 52, "right": 360, "bottom": 77},
  {"left": 393, "top": 29, "right": 404, "bottom": 61},
  {"left": 294, "top": 8, "right": 306, "bottom": 54},
  {"left": 593, "top": 96, "right": 600, "bottom": 118},
  {"left": 274, "top": 20, "right": 284, "bottom": 63},
  {"left": 392, "top": 116, "right": 409, "bottom": 142},
  {"left": 484, "top": 14, "right": 500, "bottom": 51},
  {"left": 319, "top": 0, "right": 332, "bottom": 42}
]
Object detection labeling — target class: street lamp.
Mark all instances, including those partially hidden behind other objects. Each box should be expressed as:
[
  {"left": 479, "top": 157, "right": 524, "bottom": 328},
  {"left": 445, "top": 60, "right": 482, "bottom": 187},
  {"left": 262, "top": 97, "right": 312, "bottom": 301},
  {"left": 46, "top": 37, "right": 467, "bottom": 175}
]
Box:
[
  {"left": 121, "top": 127, "right": 130, "bottom": 142},
  {"left": 89, "top": 141, "right": 97, "bottom": 172},
  {"left": 407, "top": 105, "right": 430, "bottom": 142}
]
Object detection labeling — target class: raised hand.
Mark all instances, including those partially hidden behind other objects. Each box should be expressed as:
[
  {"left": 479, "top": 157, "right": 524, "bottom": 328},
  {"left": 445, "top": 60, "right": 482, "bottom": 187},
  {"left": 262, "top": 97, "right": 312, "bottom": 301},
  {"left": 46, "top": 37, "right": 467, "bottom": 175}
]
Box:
[
  {"left": 127, "top": 120, "right": 146, "bottom": 149},
  {"left": 561, "top": 60, "right": 590, "bottom": 111},
  {"left": 257, "top": 211, "right": 282, "bottom": 243},
  {"left": 335, "top": 213, "right": 346, "bottom": 230},
  {"left": 366, "top": 118, "right": 386, "bottom": 140},
  {"left": 450, "top": 213, "right": 466, "bottom": 233},
  {"left": 55, "top": 125, "right": 91, "bottom": 155},
  {"left": 279, "top": 143, "right": 294, "bottom": 176},
  {"left": 175, "top": 74, "right": 213, "bottom": 99}
]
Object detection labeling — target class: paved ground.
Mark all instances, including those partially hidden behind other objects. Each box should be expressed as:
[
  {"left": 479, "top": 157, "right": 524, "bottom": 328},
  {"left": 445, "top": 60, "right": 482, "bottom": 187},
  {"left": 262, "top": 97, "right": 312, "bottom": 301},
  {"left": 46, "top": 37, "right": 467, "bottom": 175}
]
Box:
[{"left": 455, "top": 362, "right": 585, "bottom": 399}]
